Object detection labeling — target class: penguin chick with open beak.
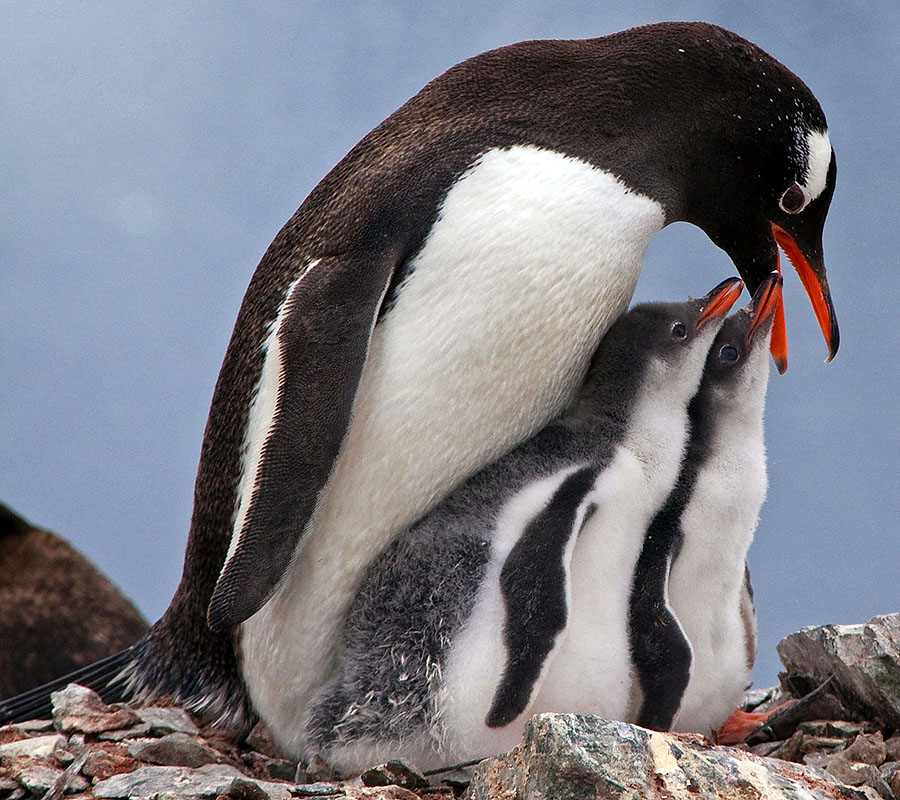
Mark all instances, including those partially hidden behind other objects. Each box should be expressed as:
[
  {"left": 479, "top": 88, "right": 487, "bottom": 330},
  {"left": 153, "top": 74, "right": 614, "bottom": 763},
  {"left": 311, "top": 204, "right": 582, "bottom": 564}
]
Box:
[
  {"left": 629, "top": 272, "right": 781, "bottom": 734},
  {"left": 303, "top": 278, "right": 742, "bottom": 772},
  {"left": 0, "top": 24, "right": 838, "bottom": 744}
]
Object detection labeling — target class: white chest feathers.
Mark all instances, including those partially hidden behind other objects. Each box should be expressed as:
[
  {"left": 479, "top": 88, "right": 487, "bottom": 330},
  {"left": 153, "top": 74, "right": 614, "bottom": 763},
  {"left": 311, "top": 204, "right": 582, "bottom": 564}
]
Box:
[
  {"left": 236, "top": 144, "right": 665, "bottom": 757},
  {"left": 669, "top": 405, "right": 768, "bottom": 733},
  {"left": 439, "top": 372, "right": 695, "bottom": 761}
]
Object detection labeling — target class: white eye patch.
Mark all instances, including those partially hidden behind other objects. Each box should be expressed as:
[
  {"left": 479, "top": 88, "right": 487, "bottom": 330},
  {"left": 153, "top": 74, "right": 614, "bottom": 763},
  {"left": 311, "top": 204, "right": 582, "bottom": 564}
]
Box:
[{"left": 799, "top": 128, "right": 832, "bottom": 203}]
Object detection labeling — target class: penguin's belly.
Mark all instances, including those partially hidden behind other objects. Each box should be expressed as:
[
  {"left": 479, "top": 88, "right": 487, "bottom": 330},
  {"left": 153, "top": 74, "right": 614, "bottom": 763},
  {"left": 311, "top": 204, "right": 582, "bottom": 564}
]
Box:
[
  {"left": 438, "top": 467, "right": 587, "bottom": 761},
  {"left": 529, "top": 454, "right": 652, "bottom": 720},
  {"left": 669, "top": 433, "right": 766, "bottom": 732},
  {"left": 532, "top": 427, "right": 687, "bottom": 720},
  {"left": 437, "top": 404, "right": 690, "bottom": 759},
  {"left": 237, "top": 145, "right": 664, "bottom": 757}
]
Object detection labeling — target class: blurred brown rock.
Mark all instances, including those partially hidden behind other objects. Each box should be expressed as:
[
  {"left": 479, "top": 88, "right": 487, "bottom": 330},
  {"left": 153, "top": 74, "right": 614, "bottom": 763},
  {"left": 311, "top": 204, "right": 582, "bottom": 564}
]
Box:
[{"left": 0, "top": 505, "right": 148, "bottom": 699}]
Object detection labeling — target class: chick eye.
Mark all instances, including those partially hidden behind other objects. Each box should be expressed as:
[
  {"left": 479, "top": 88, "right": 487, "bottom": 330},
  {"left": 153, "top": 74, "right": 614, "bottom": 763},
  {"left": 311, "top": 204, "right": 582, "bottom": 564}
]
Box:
[
  {"left": 671, "top": 322, "right": 687, "bottom": 339},
  {"left": 720, "top": 344, "right": 739, "bottom": 362},
  {"left": 779, "top": 182, "right": 807, "bottom": 214}
]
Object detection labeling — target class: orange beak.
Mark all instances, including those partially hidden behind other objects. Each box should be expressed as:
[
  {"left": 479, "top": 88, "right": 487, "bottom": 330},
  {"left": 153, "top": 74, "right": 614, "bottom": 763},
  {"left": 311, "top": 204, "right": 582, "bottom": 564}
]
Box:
[
  {"left": 747, "top": 272, "right": 783, "bottom": 346},
  {"left": 770, "top": 222, "right": 839, "bottom": 374},
  {"left": 697, "top": 277, "right": 744, "bottom": 329}
]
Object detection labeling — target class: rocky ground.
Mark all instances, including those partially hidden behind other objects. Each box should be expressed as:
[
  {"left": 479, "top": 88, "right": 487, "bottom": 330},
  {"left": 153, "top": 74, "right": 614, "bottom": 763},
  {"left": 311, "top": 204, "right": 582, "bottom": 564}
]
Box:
[{"left": 1, "top": 613, "right": 898, "bottom": 800}]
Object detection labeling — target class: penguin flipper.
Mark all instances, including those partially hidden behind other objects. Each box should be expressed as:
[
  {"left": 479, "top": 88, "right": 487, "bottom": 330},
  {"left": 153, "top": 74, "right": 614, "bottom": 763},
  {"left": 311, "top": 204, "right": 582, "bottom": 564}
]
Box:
[
  {"left": 207, "top": 252, "right": 397, "bottom": 631},
  {"left": 630, "top": 518, "right": 692, "bottom": 731},
  {"left": 486, "top": 466, "right": 597, "bottom": 728}
]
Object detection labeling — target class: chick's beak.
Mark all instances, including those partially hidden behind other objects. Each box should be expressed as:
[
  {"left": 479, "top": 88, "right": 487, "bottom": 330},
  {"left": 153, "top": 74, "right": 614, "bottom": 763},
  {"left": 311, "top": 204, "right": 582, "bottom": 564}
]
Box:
[
  {"left": 747, "top": 272, "right": 783, "bottom": 346},
  {"left": 697, "top": 277, "right": 744, "bottom": 329}
]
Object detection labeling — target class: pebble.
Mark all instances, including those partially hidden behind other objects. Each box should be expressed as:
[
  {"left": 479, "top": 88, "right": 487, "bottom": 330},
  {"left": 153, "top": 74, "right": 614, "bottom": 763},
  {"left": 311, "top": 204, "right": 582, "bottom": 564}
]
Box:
[
  {"left": 799, "top": 720, "right": 869, "bottom": 739},
  {"left": 884, "top": 736, "right": 900, "bottom": 762},
  {"left": 241, "top": 750, "right": 297, "bottom": 782},
  {"left": 127, "top": 732, "right": 223, "bottom": 768},
  {"left": 97, "top": 723, "right": 153, "bottom": 741},
  {"left": 291, "top": 784, "right": 347, "bottom": 797},
  {"left": 0, "top": 733, "right": 66, "bottom": 760},
  {"left": 891, "top": 769, "right": 900, "bottom": 799},
  {"left": 802, "top": 750, "right": 831, "bottom": 769},
  {"left": 824, "top": 752, "right": 870, "bottom": 785},
  {"left": 10, "top": 719, "right": 55, "bottom": 734},
  {"left": 133, "top": 707, "right": 199, "bottom": 736},
  {"left": 13, "top": 764, "right": 89, "bottom": 794},
  {"left": 360, "top": 761, "right": 428, "bottom": 791},
  {"left": 51, "top": 685, "right": 140, "bottom": 734},
  {"left": 770, "top": 730, "right": 804, "bottom": 763},
  {"left": 92, "top": 764, "right": 292, "bottom": 800},
  {"left": 244, "top": 722, "right": 279, "bottom": 758},
  {"left": 82, "top": 747, "right": 141, "bottom": 781},
  {"left": 844, "top": 732, "right": 887, "bottom": 765},
  {"left": 861, "top": 765, "right": 895, "bottom": 800}
]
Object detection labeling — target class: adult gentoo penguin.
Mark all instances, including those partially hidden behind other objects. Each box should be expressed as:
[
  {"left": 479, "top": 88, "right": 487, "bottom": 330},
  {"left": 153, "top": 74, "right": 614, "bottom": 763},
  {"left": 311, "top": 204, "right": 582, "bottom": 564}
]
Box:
[
  {"left": 0, "top": 23, "right": 837, "bottom": 746},
  {"left": 628, "top": 272, "right": 781, "bottom": 734},
  {"left": 304, "top": 279, "right": 742, "bottom": 771}
]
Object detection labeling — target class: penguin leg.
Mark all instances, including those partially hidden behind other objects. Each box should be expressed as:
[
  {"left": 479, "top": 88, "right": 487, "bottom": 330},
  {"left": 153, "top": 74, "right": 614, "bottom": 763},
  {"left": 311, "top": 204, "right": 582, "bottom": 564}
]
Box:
[
  {"left": 719, "top": 677, "right": 834, "bottom": 745},
  {"left": 485, "top": 466, "right": 597, "bottom": 729}
]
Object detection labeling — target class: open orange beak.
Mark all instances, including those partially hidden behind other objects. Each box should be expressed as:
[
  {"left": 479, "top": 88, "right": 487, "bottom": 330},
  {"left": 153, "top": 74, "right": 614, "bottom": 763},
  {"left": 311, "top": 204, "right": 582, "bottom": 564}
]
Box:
[
  {"left": 697, "top": 277, "right": 744, "bottom": 329},
  {"left": 769, "top": 222, "right": 839, "bottom": 374},
  {"left": 747, "top": 272, "right": 783, "bottom": 346}
]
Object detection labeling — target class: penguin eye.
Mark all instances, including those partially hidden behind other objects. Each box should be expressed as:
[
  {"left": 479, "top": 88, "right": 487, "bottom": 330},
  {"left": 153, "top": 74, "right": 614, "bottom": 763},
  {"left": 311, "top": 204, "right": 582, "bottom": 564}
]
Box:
[
  {"left": 779, "top": 183, "right": 807, "bottom": 214},
  {"left": 671, "top": 322, "right": 687, "bottom": 339},
  {"left": 720, "top": 344, "right": 739, "bottom": 362}
]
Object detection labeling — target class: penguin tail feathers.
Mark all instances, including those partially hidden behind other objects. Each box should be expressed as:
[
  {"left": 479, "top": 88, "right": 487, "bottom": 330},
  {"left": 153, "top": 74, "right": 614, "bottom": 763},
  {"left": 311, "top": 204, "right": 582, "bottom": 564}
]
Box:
[
  {"left": 0, "top": 624, "right": 253, "bottom": 732},
  {"left": 0, "top": 638, "right": 147, "bottom": 725}
]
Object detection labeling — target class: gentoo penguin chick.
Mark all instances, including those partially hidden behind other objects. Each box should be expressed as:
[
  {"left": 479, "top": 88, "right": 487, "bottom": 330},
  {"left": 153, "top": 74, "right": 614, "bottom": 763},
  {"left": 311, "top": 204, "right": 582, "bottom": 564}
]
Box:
[
  {"left": 304, "top": 278, "right": 742, "bottom": 772},
  {"left": 0, "top": 24, "right": 838, "bottom": 742},
  {"left": 628, "top": 273, "right": 782, "bottom": 734},
  {"left": 0, "top": 504, "right": 148, "bottom": 700}
]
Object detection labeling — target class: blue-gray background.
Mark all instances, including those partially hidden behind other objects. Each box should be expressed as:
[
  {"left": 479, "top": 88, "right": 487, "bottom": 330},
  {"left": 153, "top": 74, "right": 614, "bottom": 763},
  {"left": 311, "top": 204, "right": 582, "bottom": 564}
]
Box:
[{"left": 2, "top": 2, "right": 898, "bottom": 691}]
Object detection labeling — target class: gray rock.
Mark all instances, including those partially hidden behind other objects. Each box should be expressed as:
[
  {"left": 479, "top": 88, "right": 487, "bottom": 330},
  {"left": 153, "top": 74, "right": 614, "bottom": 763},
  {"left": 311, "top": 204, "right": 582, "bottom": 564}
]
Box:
[
  {"left": 777, "top": 614, "right": 900, "bottom": 729},
  {"left": 804, "top": 750, "right": 833, "bottom": 770},
  {"left": 860, "top": 765, "right": 895, "bottom": 800},
  {"left": 241, "top": 751, "right": 296, "bottom": 782},
  {"left": 0, "top": 733, "right": 66, "bottom": 761},
  {"left": 884, "top": 736, "right": 900, "bottom": 762},
  {"left": 11, "top": 764, "right": 89, "bottom": 794},
  {"left": 82, "top": 747, "right": 142, "bottom": 781},
  {"left": 800, "top": 721, "right": 872, "bottom": 739},
  {"left": 2, "top": 719, "right": 54, "bottom": 734},
  {"left": 244, "top": 722, "right": 279, "bottom": 758},
  {"left": 98, "top": 722, "right": 153, "bottom": 740},
  {"left": 134, "top": 706, "right": 200, "bottom": 736},
  {"left": 825, "top": 753, "right": 871, "bottom": 786},
  {"left": 360, "top": 761, "right": 428, "bottom": 791},
  {"left": 127, "top": 731, "right": 223, "bottom": 767},
  {"left": 468, "top": 714, "right": 880, "bottom": 799},
  {"left": 844, "top": 732, "right": 888, "bottom": 765},
  {"left": 92, "top": 763, "right": 292, "bottom": 799},
  {"left": 291, "top": 784, "right": 346, "bottom": 797},
  {"left": 51, "top": 683, "right": 140, "bottom": 733}
]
